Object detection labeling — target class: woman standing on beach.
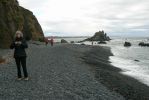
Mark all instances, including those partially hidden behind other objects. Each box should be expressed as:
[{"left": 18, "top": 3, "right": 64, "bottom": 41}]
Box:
[{"left": 10, "top": 31, "right": 29, "bottom": 81}]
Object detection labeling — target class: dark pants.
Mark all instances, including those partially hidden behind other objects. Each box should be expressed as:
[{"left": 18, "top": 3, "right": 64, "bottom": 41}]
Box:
[{"left": 15, "top": 57, "right": 28, "bottom": 78}]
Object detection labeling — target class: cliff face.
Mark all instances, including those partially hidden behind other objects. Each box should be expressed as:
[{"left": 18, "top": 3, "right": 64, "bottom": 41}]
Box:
[{"left": 0, "top": 0, "right": 44, "bottom": 48}]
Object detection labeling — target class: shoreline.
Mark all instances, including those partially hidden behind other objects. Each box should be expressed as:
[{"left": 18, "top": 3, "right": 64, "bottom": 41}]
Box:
[{"left": 82, "top": 45, "right": 149, "bottom": 100}]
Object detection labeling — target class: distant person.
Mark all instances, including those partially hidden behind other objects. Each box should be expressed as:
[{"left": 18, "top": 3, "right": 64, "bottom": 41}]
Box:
[
  {"left": 10, "top": 31, "right": 29, "bottom": 81},
  {"left": 44, "top": 38, "right": 48, "bottom": 46},
  {"left": 50, "top": 37, "right": 54, "bottom": 46},
  {"left": 92, "top": 41, "right": 94, "bottom": 45}
]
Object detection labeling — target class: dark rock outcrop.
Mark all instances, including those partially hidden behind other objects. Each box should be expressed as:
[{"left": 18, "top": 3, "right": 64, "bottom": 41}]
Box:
[
  {"left": 85, "top": 30, "right": 111, "bottom": 42},
  {"left": 124, "top": 42, "right": 131, "bottom": 47},
  {"left": 0, "top": 0, "right": 44, "bottom": 48},
  {"left": 81, "top": 43, "right": 85, "bottom": 45},
  {"left": 138, "top": 42, "right": 149, "bottom": 47},
  {"left": 98, "top": 41, "right": 107, "bottom": 44},
  {"left": 134, "top": 59, "right": 140, "bottom": 62},
  {"left": 70, "top": 41, "right": 74, "bottom": 44},
  {"left": 61, "top": 39, "right": 68, "bottom": 43}
]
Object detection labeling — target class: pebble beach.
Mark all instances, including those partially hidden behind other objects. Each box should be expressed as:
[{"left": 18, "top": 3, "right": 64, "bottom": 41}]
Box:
[{"left": 0, "top": 42, "right": 149, "bottom": 100}]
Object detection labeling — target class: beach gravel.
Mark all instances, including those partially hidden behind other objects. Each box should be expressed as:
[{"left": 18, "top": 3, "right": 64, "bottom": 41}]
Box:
[{"left": 0, "top": 43, "right": 124, "bottom": 100}]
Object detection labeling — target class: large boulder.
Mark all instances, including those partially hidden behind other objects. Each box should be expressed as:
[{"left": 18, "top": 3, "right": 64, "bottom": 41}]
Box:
[
  {"left": 0, "top": 0, "right": 44, "bottom": 48},
  {"left": 61, "top": 39, "right": 68, "bottom": 43},
  {"left": 124, "top": 42, "right": 131, "bottom": 47},
  {"left": 85, "top": 30, "right": 111, "bottom": 41}
]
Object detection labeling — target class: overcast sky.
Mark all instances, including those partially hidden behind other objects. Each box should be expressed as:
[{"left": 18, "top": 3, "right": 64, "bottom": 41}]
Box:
[{"left": 19, "top": 0, "right": 149, "bottom": 37}]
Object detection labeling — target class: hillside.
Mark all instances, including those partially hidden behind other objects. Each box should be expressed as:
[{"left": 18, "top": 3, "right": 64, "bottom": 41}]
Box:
[{"left": 0, "top": 0, "right": 44, "bottom": 48}]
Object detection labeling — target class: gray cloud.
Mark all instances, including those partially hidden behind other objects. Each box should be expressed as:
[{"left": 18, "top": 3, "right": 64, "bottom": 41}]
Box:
[{"left": 19, "top": 0, "right": 149, "bottom": 36}]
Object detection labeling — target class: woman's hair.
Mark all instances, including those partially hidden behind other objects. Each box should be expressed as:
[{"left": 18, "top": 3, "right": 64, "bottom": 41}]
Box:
[{"left": 14, "top": 31, "right": 23, "bottom": 39}]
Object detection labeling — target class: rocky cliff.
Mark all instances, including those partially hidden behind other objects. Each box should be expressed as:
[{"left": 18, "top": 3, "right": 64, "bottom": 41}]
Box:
[{"left": 0, "top": 0, "right": 44, "bottom": 48}]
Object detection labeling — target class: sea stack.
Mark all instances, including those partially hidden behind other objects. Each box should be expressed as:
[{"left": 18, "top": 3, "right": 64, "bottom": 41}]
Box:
[
  {"left": 85, "top": 30, "right": 111, "bottom": 41},
  {"left": 0, "top": 0, "right": 44, "bottom": 48}
]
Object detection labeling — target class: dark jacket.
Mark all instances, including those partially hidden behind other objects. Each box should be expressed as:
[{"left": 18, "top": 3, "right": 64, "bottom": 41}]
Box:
[{"left": 10, "top": 38, "right": 28, "bottom": 58}]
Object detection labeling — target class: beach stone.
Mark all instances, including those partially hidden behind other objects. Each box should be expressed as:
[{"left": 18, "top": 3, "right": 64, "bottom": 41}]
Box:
[{"left": 0, "top": 57, "right": 5, "bottom": 64}]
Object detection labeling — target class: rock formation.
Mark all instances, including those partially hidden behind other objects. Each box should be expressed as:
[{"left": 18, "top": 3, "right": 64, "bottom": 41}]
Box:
[
  {"left": 61, "top": 39, "right": 68, "bottom": 43},
  {"left": 98, "top": 41, "right": 107, "bottom": 44},
  {"left": 124, "top": 42, "right": 131, "bottom": 47},
  {"left": 85, "top": 30, "right": 111, "bottom": 41},
  {"left": 138, "top": 42, "right": 149, "bottom": 47},
  {"left": 0, "top": 0, "right": 44, "bottom": 48}
]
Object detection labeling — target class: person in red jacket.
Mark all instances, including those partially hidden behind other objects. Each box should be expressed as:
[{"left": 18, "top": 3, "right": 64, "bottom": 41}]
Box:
[{"left": 44, "top": 38, "right": 49, "bottom": 46}]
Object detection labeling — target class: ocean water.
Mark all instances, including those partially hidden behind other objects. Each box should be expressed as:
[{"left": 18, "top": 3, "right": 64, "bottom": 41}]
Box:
[
  {"left": 54, "top": 37, "right": 87, "bottom": 43},
  {"left": 60, "top": 37, "right": 149, "bottom": 86},
  {"left": 108, "top": 37, "right": 149, "bottom": 86}
]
